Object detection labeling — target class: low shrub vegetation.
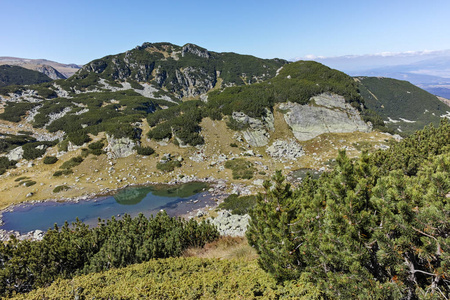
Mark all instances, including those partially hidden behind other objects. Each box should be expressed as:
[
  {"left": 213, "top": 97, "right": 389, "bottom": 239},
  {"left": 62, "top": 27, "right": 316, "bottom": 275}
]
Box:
[
  {"left": 247, "top": 120, "right": 450, "bottom": 298},
  {"left": 43, "top": 156, "right": 58, "bottom": 164},
  {"left": 52, "top": 169, "right": 73, "bottom": 177},
  {"left": 135, "top": 145, "right": 155, "bottom": 156},
  {"left": 224, "top": 159, "right": 256, "bottom": 180},
  {"left": 53, "top": 185, "right": 70, "bottom": 193},
  {"left": 88, "top": 141, "right": 104, "bottom": 150},
  {"left": 0, "top": 157, "right": 16, "bottom": 175},
  {"left": 0, "top": 212, "right": 219, "bottom": 297},
  {"left": 59, "top": 156, "right": 84, "bottom": 169},
  {"left": 218, "top": 194, "right": 257, "bottom": 215},
  {"left": 156, "top": 160, "right": 181, "bottom": 172},
  {"left": 15, "top": 257, "right": 321, "bottom": 299},
  {"left": 23, "top": 180, "right": 36, "bottom": 187}
]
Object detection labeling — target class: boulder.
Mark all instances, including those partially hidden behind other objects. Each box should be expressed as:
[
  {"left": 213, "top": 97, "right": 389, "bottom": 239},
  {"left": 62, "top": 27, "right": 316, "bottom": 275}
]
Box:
[
  {"left": 231, "top": 109, "right": 274, "bottom": 147},
  {"left": 208, "top": 210, "right": 251, "bottom": 237},
  {"left": 279, "top": 93, "right": 372, "bottom": 141},
  {"left": 7, "top": 146, "right": 23, "bottom": 161},
  {"left": 33, "top": 230, "right": 44, "bottom": 241},
  {"left": 266, "top": 139, "right": 304, "bottom": 160},
  {"left": 105, "top": 134, "right": 138, "bottom": 159}
]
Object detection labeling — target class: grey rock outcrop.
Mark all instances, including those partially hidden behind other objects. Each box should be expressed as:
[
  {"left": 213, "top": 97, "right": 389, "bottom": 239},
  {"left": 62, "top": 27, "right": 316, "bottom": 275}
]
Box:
[
  {"left": 280, "top": 93, "right": 372, "bottom": 141},
  {"left": 7, "top": 146, "right": 23, "bottom": 161},
  {"left": 105, "top": 134, "right": 138, "bottom": 159},
  {"left": 182, "top": 44, "right": 211, "bottom": 59},
  {"left": 208, "top": 210, "right": 250, "bottom": 237},
  {"left": 266, "top": 139, "right": 304, "bottom": 160},
  {"left": 174, "top": 67, "right": 216, "bottom": 98},
  {"left": 36, "top": 65, "right": 67, "bottom": 80},
  {"left": 232, "top": 109, "right": 274, "bottom": 147},
  {"left": 45, "top": 106, "right": 72, "bottom": 128},
  {"left": 33, "top": 230, "right": 44, "bottom": 241}
]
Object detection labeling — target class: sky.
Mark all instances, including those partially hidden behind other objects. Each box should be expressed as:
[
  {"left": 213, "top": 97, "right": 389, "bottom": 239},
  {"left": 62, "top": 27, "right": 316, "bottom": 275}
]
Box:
[{"left": 2, "top": 0, "right": 450, "bottom": 64}]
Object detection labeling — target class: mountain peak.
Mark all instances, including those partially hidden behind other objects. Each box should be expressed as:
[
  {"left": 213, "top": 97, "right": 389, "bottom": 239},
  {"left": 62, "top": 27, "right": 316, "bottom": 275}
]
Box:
[{"left": 182, "top": 43, "right": 210, "bottom": 59}]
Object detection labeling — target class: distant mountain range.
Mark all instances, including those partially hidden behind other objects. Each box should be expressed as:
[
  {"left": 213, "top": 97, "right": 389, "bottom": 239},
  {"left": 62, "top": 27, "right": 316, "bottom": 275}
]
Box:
[
  {"left": 0, "top": 57, "right": 82, "bottom": 79},
  {"left": 303, "top": 50, "right": 450, "bottom": 99}
]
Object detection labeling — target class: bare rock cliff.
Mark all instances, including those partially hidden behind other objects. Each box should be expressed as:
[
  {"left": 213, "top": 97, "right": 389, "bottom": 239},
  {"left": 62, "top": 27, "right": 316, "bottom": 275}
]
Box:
[{"left": 280, "top": 93, "right": 372, "bottom": 141}]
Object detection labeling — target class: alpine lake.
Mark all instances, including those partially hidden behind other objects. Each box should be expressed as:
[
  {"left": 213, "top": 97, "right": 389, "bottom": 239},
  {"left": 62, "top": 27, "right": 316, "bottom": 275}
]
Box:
[{"left": 0, "top": 182, "right": 214, "bottom": 234}]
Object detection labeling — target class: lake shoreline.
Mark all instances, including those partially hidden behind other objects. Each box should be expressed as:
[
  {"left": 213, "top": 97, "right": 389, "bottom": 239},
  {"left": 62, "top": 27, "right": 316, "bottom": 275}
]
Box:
[{"left": 0, "top": 176, "right": 229, "bottom": 241}]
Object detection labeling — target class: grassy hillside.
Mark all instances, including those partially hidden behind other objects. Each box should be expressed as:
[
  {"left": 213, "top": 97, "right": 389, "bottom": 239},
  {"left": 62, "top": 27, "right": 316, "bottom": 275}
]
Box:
[
  {"left": 357, "top": 76, "right": 448, "bottom": 135},
  {"left": 0, "top": 65, "right": 52, "bottom": 87}
]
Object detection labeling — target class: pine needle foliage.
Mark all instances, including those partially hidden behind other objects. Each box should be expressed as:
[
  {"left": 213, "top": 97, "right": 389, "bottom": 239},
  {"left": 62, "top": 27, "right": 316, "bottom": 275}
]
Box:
[
  {"left": 247, "top": 119, "right": 450, "bottom": 299},
  {"left": 0, "top": 212, "right": 219, "bottom": 297},
  {"left": 12, "top": 258, "right": 323, "bottom": 300}
]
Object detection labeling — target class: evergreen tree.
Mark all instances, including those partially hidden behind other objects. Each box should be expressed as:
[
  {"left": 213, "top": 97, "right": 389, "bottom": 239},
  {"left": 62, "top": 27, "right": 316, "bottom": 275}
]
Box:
[{"left": 247, "top": 120, "right": 450, "bottom": 299}]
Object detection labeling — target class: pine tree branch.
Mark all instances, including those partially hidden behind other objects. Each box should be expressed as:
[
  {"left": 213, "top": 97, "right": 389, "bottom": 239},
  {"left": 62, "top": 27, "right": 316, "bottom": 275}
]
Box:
[
  {"left": 411, "top": 226, "right": 441, "bottom": 256},
  {"left": 436, "top": 287, "right": 448, "bottom": 300},
  {"left": 413, "top": 269, "right": 436, "bottom": 277}
]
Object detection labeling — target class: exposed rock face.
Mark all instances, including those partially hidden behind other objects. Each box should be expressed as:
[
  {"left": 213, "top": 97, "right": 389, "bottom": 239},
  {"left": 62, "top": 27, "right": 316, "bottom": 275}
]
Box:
[
  {"left": 7, "top": 146, "right": 23, "bottom": 161},
  {"left": 36, "top": 65, "right": 67, "bottom": 80},
  {"left": 174, "top": 67, "right": 216, "bottom": 98},
  {"left": 182, "top": 43, "right": 211, "bottom": 59},
  {"left": 280, "top": 93, "right": 372, "bottom": 141},
  {"left": 232, "top": 109, "right": 274, "bottom": 147},
  {"left": 208, "top": 210, "right": 250, "bottom": 237},
  {"left": 105, "top": 134, "right": 138, "bottom": 159},
  {"left": 45, "top": 106, "right": 72, "bottom": 128},
  {"left": 266, "top": 139, "right": 304, "bottom": 160},
  {"left": 78, "top": 42, "right": 285, "bottom": 100}
]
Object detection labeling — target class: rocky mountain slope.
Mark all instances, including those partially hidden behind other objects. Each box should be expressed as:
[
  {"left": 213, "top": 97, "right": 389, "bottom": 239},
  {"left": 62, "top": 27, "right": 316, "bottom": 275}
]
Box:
[
  {"left": 63, "top": 42, "right": 288, "bottom": 98},
  {"left": 0, "top": 42, "right": 445, "bottom": 206}
]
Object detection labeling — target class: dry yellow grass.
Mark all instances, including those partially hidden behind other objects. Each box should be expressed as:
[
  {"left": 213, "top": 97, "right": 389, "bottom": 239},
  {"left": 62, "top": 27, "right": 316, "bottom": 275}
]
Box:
[
  {"left": 0, "top": 114, "right": 393, "bottom": 209},
  {"left": 183, "top": 236, "right": 258, "bottom": 261}
]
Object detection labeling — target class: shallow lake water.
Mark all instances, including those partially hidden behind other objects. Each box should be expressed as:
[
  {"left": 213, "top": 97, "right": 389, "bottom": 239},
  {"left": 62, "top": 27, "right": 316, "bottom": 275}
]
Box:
[{"left": 1, "top": 182, "right": 213, "bottom": 234}]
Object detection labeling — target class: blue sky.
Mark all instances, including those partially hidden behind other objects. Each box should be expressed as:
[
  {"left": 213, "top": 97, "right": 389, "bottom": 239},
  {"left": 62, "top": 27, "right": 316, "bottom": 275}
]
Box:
[{"left": 2, "top": 0, "right": 450, "bottom": 64}]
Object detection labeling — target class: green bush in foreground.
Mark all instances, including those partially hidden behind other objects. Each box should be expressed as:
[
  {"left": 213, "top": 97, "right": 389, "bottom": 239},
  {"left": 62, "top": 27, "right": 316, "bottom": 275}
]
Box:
[
  {"left": 89, "top": 148, "right": 105, "bottom": 156},
  {"left": 247, "top": 120, "right": 450, "bottom": 299},
  {"left": 0, "top": 212, "right": 219, "bottom": 297},
  {"left": 14, "top": 176, "right": 29, "bottom": 182},
  {"left": 0, "top": 156, "right": 16, "bottom": 175},
  {"left": 14, "top": 258, "right": 322, "bottom": 300}
]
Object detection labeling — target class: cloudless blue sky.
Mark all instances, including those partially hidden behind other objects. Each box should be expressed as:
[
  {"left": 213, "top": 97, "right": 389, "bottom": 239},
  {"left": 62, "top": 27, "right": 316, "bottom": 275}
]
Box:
[{"left": 2, "top": 0, "right": 450, "bottom": 64}]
